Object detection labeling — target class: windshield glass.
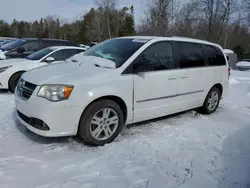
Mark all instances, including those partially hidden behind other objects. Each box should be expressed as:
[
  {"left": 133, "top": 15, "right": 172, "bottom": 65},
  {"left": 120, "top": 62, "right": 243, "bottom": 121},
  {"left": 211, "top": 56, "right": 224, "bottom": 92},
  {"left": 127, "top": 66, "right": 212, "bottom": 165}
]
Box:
[
  {"left": 1, "top": 39, "right": 24, "bottom": 51},
  {"left": 83, "top": 38, "right": 147, "bottom": 68},
  {"left": 26, "top": 48, "right": 53, "bottom": 60}
]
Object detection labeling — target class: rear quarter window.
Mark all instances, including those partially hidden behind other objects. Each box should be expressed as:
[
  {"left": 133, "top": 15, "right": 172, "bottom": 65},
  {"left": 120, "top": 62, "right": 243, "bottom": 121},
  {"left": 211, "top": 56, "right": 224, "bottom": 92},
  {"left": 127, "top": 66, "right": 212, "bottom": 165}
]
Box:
[{"left": 203, "top": 44, "right": 226, "bottom": 66}]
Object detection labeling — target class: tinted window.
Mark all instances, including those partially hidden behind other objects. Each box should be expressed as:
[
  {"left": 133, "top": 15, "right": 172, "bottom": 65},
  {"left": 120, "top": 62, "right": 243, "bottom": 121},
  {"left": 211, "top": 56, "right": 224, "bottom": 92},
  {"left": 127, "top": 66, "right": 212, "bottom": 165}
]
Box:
[
  {"left": 84, "top": 38, "right": 146, "bottom": 68},
  {"left": 47, "top": 49, "right": 85, "bottom": 61},
  {"left": 136, "top": 42, "right": 175, "bottom": 71},
  {"left": 1, "top": 39, "right": 24, "bottom": 51},
  {"left": 26, "top": 48, "right": 53, "bottom": 60},
  {"left": 175, "top": 42, "right": 204, "bottom": 68},
  {"left": 21, "top": 41, "right": 40, "bottom": 52},
  {"left": 61, "top": 41, "right": 77, "bottom": 46},
  {"left": 42, "top": 40, "right": 61, "bottom": 48},
  {"left": 203, "top": 45, "right": 226, "bottom": 66}
]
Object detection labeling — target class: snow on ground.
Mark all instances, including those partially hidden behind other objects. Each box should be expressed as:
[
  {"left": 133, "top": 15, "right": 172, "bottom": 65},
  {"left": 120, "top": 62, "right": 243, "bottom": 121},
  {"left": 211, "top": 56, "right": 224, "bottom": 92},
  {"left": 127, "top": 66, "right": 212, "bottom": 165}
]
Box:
[{"left": 1, "top": 71, "right": 250, "bottom": 188}]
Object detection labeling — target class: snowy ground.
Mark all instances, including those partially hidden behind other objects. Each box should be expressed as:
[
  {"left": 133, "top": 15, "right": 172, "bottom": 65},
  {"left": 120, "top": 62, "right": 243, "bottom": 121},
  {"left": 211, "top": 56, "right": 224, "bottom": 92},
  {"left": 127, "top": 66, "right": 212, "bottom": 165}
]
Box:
[{"left": 1, "top": 71, "right": 250, "bottom": 188}]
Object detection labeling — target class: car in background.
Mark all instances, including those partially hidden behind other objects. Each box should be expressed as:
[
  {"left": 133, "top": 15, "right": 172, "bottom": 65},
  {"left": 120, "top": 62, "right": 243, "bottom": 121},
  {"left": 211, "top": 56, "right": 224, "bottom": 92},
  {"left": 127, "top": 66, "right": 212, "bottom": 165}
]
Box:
[
  {"left": 0, "top": 39, "right": 17, "bottom": 47},
  {"left": 15, "top": 36, "right": 229, "bottom": 146},
  {"left": 87, "top": 42, "right": 98, "bottom": 47},
  {"left": 0, "top": 46, "right": 85, "bottom": 92},
  {"left": 223, "top": 49, "right": 238, "bottom": 69},
  {"left": 79, "top": 44, "right": 90, "bottom": 50},
  {"left": 236, "top": 60, "right": 250, "bottom": 71},
  {"left": 0, "top": 38, "right": 78, "bottom": 60}
]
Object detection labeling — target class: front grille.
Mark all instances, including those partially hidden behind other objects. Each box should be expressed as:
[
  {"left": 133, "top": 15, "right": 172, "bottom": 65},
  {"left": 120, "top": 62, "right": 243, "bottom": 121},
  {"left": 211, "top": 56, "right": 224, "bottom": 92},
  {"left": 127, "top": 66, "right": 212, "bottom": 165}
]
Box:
[{"left": 17, "top": 79, "right": 37, "bottom": 100}]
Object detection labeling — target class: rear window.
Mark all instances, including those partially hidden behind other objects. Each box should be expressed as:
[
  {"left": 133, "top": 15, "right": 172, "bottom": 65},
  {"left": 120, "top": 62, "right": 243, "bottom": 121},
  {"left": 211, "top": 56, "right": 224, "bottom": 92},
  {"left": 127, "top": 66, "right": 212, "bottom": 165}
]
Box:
[{"left": 203, "top": 45, "right": 226, "bottom": 66}]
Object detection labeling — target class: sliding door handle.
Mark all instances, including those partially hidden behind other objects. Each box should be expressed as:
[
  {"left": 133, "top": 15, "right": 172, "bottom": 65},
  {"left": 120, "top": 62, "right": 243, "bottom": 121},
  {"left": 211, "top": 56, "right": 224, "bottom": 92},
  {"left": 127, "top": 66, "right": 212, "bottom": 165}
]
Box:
[
  {"left": 181, "top": 76, "right": 188, "bottom": 79},
  {"left": 168, "top": 77, "right": 177, "bottom": 80}
]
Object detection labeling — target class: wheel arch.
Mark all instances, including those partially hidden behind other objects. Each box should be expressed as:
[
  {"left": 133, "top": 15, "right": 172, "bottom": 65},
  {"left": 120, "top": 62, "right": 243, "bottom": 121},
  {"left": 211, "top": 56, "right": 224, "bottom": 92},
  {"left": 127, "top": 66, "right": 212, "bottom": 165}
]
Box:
[
  {"left": 212, "top": 83, "right": 223, "bottom": 96},
  {"left": 79, "top": 95, "right": 128, "bottom": 124},
  {"left": 8, "top": 70, "right": 26, "bottom": 89}
]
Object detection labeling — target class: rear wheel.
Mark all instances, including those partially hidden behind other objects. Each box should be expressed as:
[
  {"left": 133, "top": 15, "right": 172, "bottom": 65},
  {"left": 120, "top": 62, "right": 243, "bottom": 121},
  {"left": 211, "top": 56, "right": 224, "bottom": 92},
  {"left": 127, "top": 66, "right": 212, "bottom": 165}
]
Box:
[
  {"left": 9, "top": 72, "right": 24, "bottom": 93},
  {"left": 78, "top": 99, "right": 124, "bottom": 146},
  {"left": 200, "top": 87, "right": 221, "bottom": 114}
]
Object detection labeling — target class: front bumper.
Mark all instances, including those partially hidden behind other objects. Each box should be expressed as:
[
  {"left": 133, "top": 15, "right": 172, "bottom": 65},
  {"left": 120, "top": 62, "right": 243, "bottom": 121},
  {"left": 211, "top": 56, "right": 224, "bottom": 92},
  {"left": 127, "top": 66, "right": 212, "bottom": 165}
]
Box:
[
  {"left": 15, "top": 86, "right": 83, "bottom": 137},
  {"left": 0, "top": 72, "right": 9, "bottom": 89}
]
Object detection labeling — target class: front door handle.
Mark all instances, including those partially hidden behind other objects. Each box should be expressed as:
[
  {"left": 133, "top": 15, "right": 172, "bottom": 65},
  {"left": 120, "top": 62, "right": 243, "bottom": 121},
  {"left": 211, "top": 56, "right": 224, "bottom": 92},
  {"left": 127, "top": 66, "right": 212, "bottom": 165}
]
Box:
[{"left": 168, "top": 77, "right": 177, "bottom": 80}]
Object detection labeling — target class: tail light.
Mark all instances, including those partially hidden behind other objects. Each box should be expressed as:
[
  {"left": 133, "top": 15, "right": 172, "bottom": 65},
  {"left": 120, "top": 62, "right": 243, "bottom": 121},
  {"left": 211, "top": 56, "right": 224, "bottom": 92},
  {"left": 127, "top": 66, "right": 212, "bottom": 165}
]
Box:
[{"left": 228, "top": 67, "right": 231, "bottom": 79}]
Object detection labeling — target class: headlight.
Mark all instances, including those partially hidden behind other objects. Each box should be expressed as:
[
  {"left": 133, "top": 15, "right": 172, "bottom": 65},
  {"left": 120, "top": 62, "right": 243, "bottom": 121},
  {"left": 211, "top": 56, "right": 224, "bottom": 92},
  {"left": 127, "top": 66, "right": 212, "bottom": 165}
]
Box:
[
  {"left": 37, "top": 85, "right": 74, "bottom": 102},
  {"left": 0, "top": 66, "right": 12, "bottom": 73}
]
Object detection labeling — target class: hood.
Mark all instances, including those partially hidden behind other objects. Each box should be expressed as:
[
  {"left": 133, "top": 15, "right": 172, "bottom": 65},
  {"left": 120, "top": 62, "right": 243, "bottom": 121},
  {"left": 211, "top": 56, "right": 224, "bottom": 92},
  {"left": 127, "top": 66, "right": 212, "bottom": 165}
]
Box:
[
  {"left": 0, "top": 50, "right": 6, "bottom": 60},
  {"left": 69, "top": 55, "right": 116, "bottom": 69},
  {"left": 22, "top": 56, "right": 117, "bottom": 86},
  {"left": 0, "top": 58, "right": 33, "bottom": 67}
]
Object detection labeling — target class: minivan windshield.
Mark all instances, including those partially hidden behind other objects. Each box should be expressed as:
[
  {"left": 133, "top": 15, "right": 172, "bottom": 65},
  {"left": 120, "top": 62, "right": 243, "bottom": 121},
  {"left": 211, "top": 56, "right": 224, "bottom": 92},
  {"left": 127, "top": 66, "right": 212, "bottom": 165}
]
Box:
[
  {"left": 0, "top": 39, "right": 25, "bottom": 51},
  {"left": 26, "top": 48, "right": 53, "bottom": 61},
  {"left": 83, "top": 38, "right": 148, "bottom": 68}
]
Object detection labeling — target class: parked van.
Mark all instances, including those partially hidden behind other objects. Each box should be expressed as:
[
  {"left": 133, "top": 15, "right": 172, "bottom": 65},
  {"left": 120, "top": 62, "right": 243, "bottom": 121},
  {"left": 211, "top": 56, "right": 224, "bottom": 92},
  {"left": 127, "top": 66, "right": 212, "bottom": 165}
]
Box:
[
  {"left": 0, "top": 38, "right": 78, "bottom": 60},
  {"left": 15, "top": 36, "right": 229, "bottom": 146},
  {"left": 223, "top": 49, "right": 238, "bottom": 69}
]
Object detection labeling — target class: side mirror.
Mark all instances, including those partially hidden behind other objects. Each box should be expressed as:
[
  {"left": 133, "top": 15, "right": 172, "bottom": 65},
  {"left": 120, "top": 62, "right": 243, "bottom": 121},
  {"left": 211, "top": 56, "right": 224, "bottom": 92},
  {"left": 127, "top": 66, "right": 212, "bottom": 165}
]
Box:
[
  {"left": 45, "top": 57, "right": 55, "bottom": 63},
  {"left": 17, "top": 46, "right": 25, "bottom": 53}
]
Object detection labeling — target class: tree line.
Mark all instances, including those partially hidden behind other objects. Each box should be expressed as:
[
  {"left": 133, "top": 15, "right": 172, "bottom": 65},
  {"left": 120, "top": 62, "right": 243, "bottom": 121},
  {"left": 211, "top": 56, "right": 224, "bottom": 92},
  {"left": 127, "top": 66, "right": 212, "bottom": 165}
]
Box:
[
  {"left": 0, "top": 0, "right": 250, "bottom": 59},
  {"left": 0, "top": 0, "right": 136, "bottom": 44}
]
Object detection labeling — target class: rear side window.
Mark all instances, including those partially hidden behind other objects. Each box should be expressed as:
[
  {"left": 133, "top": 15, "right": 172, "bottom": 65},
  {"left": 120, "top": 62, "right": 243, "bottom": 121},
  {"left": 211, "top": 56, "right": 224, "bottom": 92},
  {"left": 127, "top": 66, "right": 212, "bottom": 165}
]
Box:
[
  {"left": 42, "top": 40, "right": 62, "bottom": 48},
  {"left": 61, "top": 41, "right": 77, "bottom": 46},
  {"left": 203, "top": 45, "right": 226, "bottom": 66},
  {"left": 21, "top": 41, "right": 40, "bottom": 52},
  {"left": 174, "top": 42, "right": 204, "bottom": 68}
]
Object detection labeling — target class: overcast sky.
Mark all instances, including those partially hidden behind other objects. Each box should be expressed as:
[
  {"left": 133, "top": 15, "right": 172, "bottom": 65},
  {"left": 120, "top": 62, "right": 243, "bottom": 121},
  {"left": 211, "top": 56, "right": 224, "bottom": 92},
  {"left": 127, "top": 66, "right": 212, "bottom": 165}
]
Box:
[{"left": 0, "top": 0, "right": 147, "bottom": 24}]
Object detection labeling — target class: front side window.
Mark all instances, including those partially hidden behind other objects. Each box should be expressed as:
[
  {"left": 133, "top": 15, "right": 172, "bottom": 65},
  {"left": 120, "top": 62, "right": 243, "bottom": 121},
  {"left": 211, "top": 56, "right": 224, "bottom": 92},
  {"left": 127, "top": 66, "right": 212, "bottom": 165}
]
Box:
[
  {"left": 83, "top": 38, "right": 147, "bottom": 68},
  {"left": 203, "top": 45, "right": 226, "bottom": 66},
  {"left": 175, "top": 42, "right": 204, "bottom": 68},
  {"left": 26, "top": 48, "right": 53, "bottom": 60},
  {"left": 135, "top": 42, "right": 175, "bottom": 71},
  {"left": 21, "top": 41, "right": 40, "bottom": 52}
]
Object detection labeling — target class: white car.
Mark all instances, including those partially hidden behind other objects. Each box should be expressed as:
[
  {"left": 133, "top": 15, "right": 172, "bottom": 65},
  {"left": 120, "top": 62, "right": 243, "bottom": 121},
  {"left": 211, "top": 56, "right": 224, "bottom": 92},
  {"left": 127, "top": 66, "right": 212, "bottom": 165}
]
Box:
[
  {"left": 0, "top": 46, "right": 85, "bottom": 92},
  {"left": 15, "top": 36, "right": 229, "bottom": 146},
  {"left": 236, "top": 60, "right": 250, "bottom": 71}
]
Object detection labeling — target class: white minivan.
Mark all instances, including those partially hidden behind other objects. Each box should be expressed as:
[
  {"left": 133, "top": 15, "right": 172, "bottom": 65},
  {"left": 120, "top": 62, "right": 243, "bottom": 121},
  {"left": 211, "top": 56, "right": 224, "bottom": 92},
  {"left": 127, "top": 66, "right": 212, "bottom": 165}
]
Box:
[{"left": 14, "top": 36, "right": 229, "bottom": 146}]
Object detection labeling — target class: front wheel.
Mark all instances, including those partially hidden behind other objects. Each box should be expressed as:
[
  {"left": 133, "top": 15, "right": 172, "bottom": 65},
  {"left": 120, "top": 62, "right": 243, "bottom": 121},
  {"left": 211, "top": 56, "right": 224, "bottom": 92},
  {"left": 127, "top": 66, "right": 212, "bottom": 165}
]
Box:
[
  {"left": 9, "top": 72, "right": 24, "bottom": 93},
  {"left": 200, "top": 87, "right": 221, "bottom": 114},
  {"left": 78, "top": 99, "right": 124, "bottom": 146}
]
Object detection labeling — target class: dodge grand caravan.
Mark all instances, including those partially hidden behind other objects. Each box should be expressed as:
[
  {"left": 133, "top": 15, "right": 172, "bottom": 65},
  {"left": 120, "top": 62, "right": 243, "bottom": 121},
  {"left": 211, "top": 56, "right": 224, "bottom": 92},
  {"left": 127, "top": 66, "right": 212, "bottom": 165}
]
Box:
[{"left": 15, "top": 36, "right": 229, "bottom": 146}]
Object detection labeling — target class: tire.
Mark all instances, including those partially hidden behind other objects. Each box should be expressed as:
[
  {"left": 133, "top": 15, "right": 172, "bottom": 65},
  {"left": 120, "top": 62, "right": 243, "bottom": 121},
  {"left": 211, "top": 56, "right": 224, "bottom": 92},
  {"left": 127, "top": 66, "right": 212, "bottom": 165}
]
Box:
[
  {"left": 9, "top": 72, "right": 24, "bottom": 93},
  {"left": 78, "top": 99, "right": 124, "bottom": 146},
  {"left": 200, "top": 87, "right": 221, "bottom": 114}
]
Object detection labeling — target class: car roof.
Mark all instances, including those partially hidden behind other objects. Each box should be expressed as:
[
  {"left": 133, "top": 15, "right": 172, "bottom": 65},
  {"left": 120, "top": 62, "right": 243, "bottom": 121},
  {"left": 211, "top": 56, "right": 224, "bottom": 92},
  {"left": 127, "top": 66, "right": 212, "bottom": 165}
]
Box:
[
  {"left": 48, "top": 46, "right": 85, "bottom": 50},
  {"left": 119, "top": 36, "right": 221, "bottom": 48},
  {"left": 19, "top": 38, "right": 71, "bottom": 42}
]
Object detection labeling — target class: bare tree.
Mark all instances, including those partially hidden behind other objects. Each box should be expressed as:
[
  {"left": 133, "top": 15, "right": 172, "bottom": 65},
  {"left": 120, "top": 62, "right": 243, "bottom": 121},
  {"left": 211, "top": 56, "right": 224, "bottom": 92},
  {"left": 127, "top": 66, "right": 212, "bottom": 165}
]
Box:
[
  {"left": 95, "top": 0, "right": 117, "bottom": 39},
  {"left": 200, "top": 0, "right": 222, "bottom": 41},
  {"left": 222, "top": 0, "right": 239, "bottom": 47}
]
